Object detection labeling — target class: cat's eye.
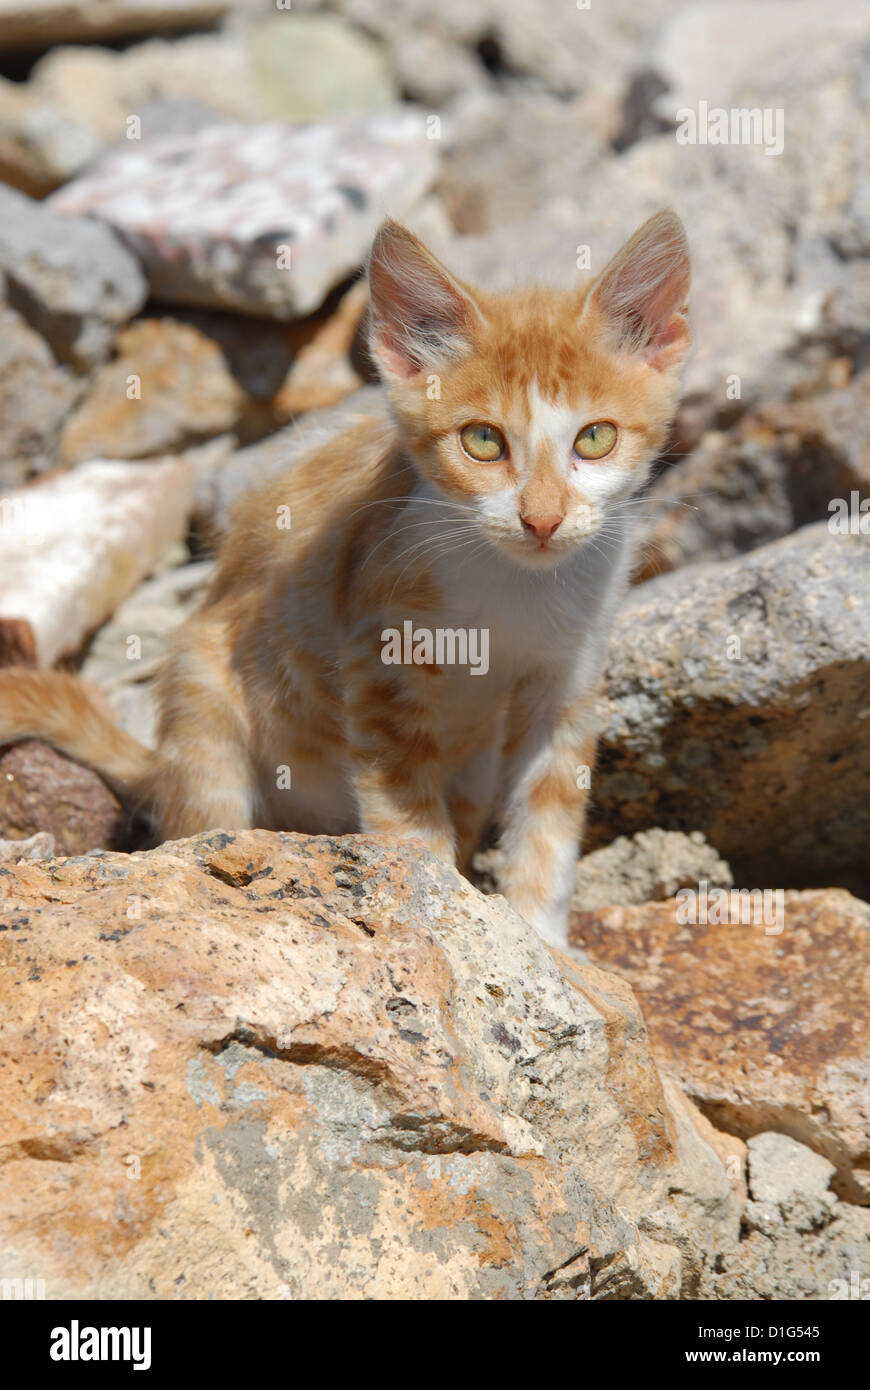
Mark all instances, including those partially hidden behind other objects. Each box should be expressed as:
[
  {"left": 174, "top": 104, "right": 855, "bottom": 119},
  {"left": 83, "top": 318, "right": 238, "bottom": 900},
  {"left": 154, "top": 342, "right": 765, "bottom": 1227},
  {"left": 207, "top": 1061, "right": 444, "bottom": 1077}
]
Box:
[
  {"left": 573, "top": 421, "right": 617, "bottom": 460},
  {"left": 459, "top": 423, "right": 507, "bottom": 462}
]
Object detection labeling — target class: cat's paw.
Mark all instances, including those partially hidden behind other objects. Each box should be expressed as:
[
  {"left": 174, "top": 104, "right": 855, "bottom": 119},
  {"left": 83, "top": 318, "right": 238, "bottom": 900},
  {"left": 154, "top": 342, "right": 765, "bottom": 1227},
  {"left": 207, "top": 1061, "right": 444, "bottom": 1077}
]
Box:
[{"left": 522, "top": 905, "right": 569, "bottom": 952}]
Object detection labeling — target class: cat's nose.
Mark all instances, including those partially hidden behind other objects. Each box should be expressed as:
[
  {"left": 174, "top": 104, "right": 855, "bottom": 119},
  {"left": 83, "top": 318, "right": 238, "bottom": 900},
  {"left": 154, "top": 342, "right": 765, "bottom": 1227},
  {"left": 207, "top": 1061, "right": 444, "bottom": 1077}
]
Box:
[{"left": 521, "top": 513, "right": 563, "bottom": 542}]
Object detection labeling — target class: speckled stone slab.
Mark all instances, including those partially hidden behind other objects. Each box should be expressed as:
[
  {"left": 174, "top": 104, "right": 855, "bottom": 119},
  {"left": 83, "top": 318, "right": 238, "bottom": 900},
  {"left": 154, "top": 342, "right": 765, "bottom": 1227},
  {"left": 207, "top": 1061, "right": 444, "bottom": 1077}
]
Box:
[{"left": 49, "top": 110, "right": 438, "bottom": 319}]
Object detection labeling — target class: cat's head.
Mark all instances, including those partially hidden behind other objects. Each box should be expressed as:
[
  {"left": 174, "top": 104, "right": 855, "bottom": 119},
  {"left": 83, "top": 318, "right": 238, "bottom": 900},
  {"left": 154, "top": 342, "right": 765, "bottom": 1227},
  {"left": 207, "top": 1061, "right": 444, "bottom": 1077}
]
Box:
[{"left": 367, "top": 211, "right": 691, "bottom": 570}]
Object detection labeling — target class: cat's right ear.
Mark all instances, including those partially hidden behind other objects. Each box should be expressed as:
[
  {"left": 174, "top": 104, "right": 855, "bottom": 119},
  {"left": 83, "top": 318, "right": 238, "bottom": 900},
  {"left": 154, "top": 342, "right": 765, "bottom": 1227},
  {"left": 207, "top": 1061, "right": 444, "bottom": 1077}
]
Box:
[
  {"left": 586, "top": 209, "right": 691, "bottom": 372},
  {"left": 367, "top": 220, "right": 484, "bottom": 382}
]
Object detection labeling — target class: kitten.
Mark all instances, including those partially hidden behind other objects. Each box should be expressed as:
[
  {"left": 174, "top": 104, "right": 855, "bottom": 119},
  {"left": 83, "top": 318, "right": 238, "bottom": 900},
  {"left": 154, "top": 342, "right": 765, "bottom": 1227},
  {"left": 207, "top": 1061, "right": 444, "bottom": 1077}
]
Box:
[{"left": 0, "top": 211, "right": 690, "bottom": 947}]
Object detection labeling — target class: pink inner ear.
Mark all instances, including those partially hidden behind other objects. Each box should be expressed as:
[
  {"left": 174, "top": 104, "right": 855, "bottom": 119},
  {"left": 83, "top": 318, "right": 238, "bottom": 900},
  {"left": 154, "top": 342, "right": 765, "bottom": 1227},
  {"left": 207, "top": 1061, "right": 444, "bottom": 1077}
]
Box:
[
  {"left": 374, "top": 330, "right": 422, "bottom": 381},
  {"left": 643, "top": 312, "right": 691, "bottom": 372},
  {"left": 591, "top": 210, "right": 691, "bottom": 369}
]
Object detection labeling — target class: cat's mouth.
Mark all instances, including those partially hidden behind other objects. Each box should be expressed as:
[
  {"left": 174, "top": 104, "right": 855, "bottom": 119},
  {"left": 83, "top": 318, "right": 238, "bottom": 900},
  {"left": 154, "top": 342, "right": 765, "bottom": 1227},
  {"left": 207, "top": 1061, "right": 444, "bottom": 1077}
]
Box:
[{"left": 497, "top": 530, "right": 586, "bottom": 569}]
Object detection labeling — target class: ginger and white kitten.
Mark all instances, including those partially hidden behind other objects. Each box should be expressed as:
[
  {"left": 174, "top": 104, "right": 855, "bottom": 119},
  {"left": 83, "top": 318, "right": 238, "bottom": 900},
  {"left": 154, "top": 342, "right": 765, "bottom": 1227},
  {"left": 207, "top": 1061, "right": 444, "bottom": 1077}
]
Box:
[{"left": 0, "top": 211, "right": 690, "bottom": 947}]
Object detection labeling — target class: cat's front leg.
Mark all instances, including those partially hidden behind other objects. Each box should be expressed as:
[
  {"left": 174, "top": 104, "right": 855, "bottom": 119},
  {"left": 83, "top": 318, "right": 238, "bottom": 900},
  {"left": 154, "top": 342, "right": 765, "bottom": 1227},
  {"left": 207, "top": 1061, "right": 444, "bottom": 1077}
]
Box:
[
  {"left": 497, "top": 678, "right": 599, "bottom": 949},
  {"left": 343, "top": 647, "right": 455, "bottom": 864}
]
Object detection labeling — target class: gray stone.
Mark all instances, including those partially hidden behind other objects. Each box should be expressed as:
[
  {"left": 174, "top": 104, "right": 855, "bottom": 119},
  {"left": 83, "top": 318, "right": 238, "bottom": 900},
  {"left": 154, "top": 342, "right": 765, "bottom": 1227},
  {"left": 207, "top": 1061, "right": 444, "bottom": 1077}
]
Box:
[
  {"left": 636, "top": 368, "right": 870, "bottom": 579},
  {"left": 574, "top": 829, "right": 733, "bottom": 911},
  {"left": 0, "top": 184, "right": 147, "bottom": 369},
  {"left": 748, "top": 1131, "right": 837, "bottom": 1216},
  {"left": 0, "top": 295, "right": 82, "bottom": 488},
  {"left": 48, "top": 111, "right": 439, "bottom": 319},
  {"left": 591, "top": 523, "right": 870, "bottom": 896}
]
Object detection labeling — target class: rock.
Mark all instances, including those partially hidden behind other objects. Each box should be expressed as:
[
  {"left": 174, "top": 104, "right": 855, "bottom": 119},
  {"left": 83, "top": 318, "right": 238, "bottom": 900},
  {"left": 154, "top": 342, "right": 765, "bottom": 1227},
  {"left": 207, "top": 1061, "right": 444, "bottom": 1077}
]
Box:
[
  {"left": 292, "top": 0, "right": 496, "bottom": 106},
  {"left": 651, "top": 0, "right": 869, "bottom": 128},
  {"left": 0, "top": 740, "right": 133, "bottom": 856},
  {"left": 244, "top": 13, "right": 397, "bottom": 124},
  {"left": 0, "top": 830, "right": 55, "bottom": 861},
  {"left": 437, "top": 89, "right": 613, "bottom": 235},
  {"left": 0, "top": 74, "right": 97, "bottom": 197},
  {"left": 0, "top": 829, "right": 741, "bottom": 1299},
  {"left": 48, "top": 111, "right": 439, "bottom": 319},
  {"left": 714, "top": 1200, "right": 870, "bottom": 1300},
  {"left": 473, "top": 829, "right": 733, "bottom": 913},
  {"left": 270, "top": 278, "right": 368, "bottom": 420},
  {"left": 570, "top": 888, "right": 870, "bottom": 1205},
  {"left": 63, "top": 281, "right": 369, "bottom": 466},
  {"left": 79, "top": 556, "right": 215, "bottom": 747},
  {"left": 0, "top": 296, "right": 82, "bottom": 489},
  {"left": 0, "top": 0, "right": 231, "bottom": 47},
  {"left": 0, "top": 457, "right": 196, "bottom": 666},
  {"left": 0, "top": 185, "right": 147, "bottom": 370},
  {"left": 574, "top": 830, "right": 733, "bottom": 911},
  {"left": 636, "top": 368, "right": 870, "bottom": 580},
  {"left": 651, "top": 0, "right": 870, "bottom": 429},
  {"left": 0, "top": 14, "right": 398, "bottom": 196},
  {"left": 493, "top": 0, "right": 677, "bottom": 97},
  {"left": 59, "top": 318, "right": 247, "bottom": 465},
  {"left": 590, "top": 523, "right": 870, "bottom": 897},
  {"left": 747, "top": 1132, "right": 837, "bottom": 1231}
]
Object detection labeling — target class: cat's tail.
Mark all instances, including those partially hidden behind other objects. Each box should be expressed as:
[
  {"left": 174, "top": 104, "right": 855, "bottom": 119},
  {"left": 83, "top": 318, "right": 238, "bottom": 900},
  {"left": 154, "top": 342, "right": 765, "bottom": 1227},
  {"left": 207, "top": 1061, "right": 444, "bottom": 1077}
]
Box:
[{"left": 0, "top": 669, "right": 149, "bottom": 804}]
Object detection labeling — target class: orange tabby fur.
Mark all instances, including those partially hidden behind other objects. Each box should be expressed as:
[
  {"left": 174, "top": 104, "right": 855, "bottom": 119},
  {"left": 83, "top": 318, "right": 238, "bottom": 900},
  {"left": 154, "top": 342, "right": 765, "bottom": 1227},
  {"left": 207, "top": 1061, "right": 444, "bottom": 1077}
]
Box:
[{"left": 0, "top": 211, "right": 691, "bottom": 946}]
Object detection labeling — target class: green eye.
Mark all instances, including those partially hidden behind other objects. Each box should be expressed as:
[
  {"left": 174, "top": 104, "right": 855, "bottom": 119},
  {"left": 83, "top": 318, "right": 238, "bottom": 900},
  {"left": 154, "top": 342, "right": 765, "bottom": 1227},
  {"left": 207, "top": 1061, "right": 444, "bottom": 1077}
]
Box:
[
  {"left": 459, "top": 422, "right": 506, "bottom": 462},
  {"left": 573, "top": 421, "right": 617, "bottom": 460}
]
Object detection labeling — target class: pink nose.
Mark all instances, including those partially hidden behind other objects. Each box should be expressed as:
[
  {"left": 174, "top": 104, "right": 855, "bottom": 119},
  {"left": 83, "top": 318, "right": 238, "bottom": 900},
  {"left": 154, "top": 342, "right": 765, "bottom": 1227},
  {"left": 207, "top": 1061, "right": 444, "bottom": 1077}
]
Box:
[{"left": 521, "top": 513, "right": 563, "bottom": 541}]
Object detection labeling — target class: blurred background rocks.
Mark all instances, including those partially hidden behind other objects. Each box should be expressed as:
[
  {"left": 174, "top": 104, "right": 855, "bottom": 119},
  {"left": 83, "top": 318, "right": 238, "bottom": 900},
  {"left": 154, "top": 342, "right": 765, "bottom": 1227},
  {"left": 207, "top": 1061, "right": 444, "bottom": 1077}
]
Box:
[
  {"left": 0, "top": 0, "right": 868, "bottom": 1303},
  {"left": 1, "top": 0, "right": 867, "bottom": 902}
]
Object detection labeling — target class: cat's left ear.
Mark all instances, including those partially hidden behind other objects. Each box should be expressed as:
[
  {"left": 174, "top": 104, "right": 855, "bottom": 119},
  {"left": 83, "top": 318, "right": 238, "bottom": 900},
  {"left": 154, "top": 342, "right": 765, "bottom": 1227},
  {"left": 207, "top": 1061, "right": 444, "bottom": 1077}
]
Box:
[
  {"left": 367, "top": 220, "right": 485, "bottom": 382},
  {"left": 586, "top": 209, "right": 691, "bottom": 372}
]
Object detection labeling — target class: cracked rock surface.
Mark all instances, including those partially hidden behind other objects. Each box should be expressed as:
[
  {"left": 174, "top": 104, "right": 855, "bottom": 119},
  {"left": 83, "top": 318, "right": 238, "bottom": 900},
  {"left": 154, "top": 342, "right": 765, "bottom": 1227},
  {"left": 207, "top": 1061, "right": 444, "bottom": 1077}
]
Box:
[{"left": 0, "top": 828, "right": 740, "bottom": 1300}]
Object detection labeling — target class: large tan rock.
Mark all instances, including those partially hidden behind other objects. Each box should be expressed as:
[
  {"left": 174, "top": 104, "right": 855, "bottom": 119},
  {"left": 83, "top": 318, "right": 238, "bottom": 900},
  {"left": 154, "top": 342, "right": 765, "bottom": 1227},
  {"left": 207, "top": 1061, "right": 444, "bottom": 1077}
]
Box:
[
  {"left": 571, "top": 889, "right": 870, "bottom": 1205},
  {"left": 0, "top": 830, "right": 738, "bottom": 1300}
]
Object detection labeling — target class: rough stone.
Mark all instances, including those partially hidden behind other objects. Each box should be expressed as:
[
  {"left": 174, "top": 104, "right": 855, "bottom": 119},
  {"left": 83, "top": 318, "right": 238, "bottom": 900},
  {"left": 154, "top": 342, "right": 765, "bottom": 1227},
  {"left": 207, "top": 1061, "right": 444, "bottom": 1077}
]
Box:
[
  {"left": 574, "top": 830, "right": 733, "bottom": 911},
  {"left": 48, "top": 112, "right": 438, "bottom": 319},
  {"left": 59, "top": 318, "right": 247, "bottom": 465},
  {"left": 0, "top": 13, "right": 397, "bottom": 193},
  {"left": 747, "top": 1131, "right": 838, "bottom": 1231},
  {"left": 0, "top": 0, "right": 231, "bottom": 47},
  {"left": 473, "top": 829, "right": 733, "bottom": 914},
  {"left": 0, "top": 830, "right": 55, "bottom": 861},
  {"left": 0, "top": 457, "right": 196, "bottom": 666},
  {"left": 0, "top": 740, "right": 133, "bottom": 856},
  {"left": 0, "top": 295, "right": 82, "bottom": 489},
  {"left": 0, "top": 185, "right": 147, "bottom": 370},
  {"left": 570, "top": 889, "right": 870, "bottom": 1205},
  {"left": 0, "top": 829, "right": 739, "bottom": 1299},
  {"left": 590, "top": 524, "right": 870, "bottom": 897},
  {"left": 636, "top": 369, "right": 870, "bottom": 580}
]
